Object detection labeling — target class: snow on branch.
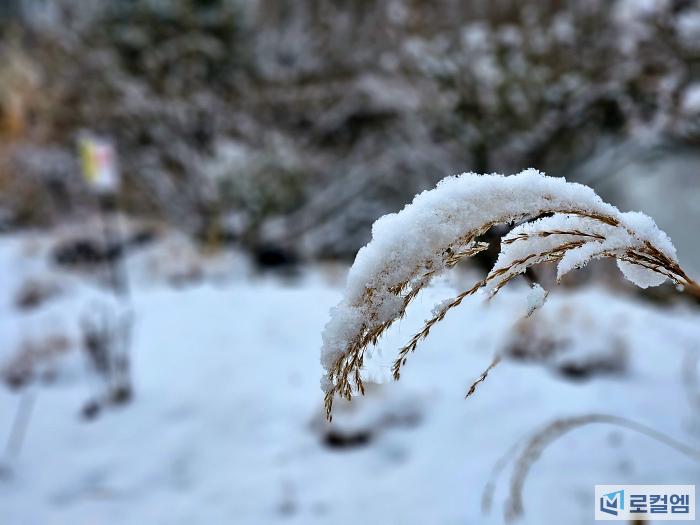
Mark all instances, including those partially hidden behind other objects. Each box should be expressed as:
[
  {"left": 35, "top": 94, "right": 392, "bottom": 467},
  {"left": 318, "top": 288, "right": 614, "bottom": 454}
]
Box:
[{"left": 321, "top": 169, "right": 699, "bottom": 420}]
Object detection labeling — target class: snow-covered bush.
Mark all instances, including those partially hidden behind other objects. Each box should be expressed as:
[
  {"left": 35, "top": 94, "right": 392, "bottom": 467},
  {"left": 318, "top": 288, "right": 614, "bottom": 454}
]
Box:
[
  {"left": 321, "top": 169, "right": 699, "bottom": 419},
  {"left": 9, "top": 0, "right": 250, "bottom": 230},
  {"left": 8, "top": 0, "right": 700, "bottom": 258}
]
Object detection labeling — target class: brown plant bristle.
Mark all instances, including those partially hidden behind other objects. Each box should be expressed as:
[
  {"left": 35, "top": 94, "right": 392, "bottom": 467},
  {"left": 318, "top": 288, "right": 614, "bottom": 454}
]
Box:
[
  {"left": 502, "top": 229, "right": 606, "bottom": 245},
  {"left": 466, "top": 355, "right": 501, "bottom": 398},
  {"left": 391, "top": 239, "right": 586, "bottom": 379}
]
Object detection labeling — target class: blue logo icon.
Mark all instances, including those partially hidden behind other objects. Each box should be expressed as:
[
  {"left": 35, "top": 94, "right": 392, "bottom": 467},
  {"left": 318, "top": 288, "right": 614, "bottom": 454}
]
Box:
[{"left": 600, "top": 489, "right": 625, "bottom": 516}]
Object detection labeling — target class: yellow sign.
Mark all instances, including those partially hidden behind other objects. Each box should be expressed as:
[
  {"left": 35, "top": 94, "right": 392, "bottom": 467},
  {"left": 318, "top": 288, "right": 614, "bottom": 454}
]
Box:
[{"left": 78, "top": 137, "right": 119, "bottom": 193}]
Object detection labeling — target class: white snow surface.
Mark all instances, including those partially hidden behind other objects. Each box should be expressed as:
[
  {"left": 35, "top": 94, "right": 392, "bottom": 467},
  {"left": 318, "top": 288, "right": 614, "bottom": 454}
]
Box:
[
  {"left": 1, "top": 233, "right": 699, "bottom": 525},
  {"left": 322, "top": 169, "right": 678, "bottom": 390}
]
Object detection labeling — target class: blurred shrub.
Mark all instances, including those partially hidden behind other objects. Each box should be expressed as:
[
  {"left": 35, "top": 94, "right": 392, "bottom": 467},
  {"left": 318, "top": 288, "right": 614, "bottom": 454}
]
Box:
[
  {"left": 3, "top": 0, "right": 700, "bottom": 257},
  {"left": 27, "top": 0, "right": 249, "bottom": 228},
  {"left": 2, "top": 333, "right": 71, "bottom": 389}
]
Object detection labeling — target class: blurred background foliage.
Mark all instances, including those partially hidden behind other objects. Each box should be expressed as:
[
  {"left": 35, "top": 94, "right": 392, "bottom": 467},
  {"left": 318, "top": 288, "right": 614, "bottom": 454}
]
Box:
[{"left": 1, "top": 0, "right": 700, "bottom": 260}]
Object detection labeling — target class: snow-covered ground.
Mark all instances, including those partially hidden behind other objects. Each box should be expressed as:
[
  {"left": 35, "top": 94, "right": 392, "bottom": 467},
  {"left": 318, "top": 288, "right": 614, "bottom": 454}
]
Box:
[{"left": 1, "top": 232, "right": 699, "bottom": 524}]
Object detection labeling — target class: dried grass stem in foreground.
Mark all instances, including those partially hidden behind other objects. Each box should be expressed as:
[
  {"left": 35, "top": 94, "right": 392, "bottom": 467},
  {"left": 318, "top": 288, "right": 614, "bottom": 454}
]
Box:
[{"left": 321, "top": 170, "right": 699, "bottom": 420}]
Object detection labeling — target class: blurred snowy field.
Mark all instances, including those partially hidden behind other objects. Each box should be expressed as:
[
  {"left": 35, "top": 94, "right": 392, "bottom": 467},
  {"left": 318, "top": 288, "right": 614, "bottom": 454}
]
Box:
[{"left": 1, "top": 232, "right": 700, "bottom": 524}]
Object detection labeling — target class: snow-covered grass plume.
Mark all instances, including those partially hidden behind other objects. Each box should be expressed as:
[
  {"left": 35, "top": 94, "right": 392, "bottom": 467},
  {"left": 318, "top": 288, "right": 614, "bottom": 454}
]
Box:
[{"left": 321, "top": 169, "right": 699, "bottom": 419}]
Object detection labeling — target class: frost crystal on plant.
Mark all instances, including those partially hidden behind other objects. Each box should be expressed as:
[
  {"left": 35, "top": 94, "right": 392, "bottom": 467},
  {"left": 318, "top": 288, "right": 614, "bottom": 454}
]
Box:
[{"left": 321, "top": 169, "right": 698, "bottom": 420}]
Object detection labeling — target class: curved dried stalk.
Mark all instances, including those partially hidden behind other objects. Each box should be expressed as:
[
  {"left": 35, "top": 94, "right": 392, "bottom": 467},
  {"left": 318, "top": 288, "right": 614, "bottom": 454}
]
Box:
[
  {"left": 499, "top": 414, "right": 700, "bottom": 522},
  {"left": 322, "top": 171, "right": 699, "bottom": 420},
  {"left": 481, "top": 440, "right": 524, "bottom": 515}
]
